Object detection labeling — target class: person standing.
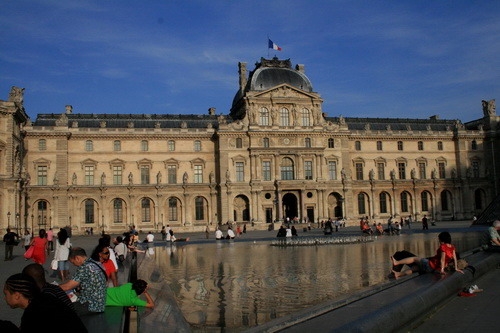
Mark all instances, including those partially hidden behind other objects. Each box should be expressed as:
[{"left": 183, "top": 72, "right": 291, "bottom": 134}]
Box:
[
  {"left": 46, "top": 227, "right": 54, "bottom": 253},
  {"left": 54, "top": 228, "right": 72, "bottom": 282},
  {"left": 29, "top": 229, "right": 48, "bottom": 265},
  {"left": 3, "top": 228, "right": 19, "bottom": 261},
  {"left": 422, "top": 215, "right": 429, "bottom": 230},
  {"left": 59, "top": 247, "right": 107, "bottom": 316},
  {"left": 22, "top": 230, "right": 32, "bottom": 252}
]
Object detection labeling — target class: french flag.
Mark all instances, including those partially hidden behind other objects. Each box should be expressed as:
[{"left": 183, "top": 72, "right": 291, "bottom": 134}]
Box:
[{"left": 268, "top": 38, "right": 282, "bottom": 51}]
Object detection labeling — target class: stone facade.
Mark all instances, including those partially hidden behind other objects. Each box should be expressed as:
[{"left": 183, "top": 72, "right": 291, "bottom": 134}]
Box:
[{"left": 1, "top": 58, "right": 499, "bottom": 234}]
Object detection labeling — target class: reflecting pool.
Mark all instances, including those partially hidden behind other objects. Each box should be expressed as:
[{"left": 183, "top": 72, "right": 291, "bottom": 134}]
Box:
[{"left": 140, "top": 231, "right": 483, "bottom": 332}]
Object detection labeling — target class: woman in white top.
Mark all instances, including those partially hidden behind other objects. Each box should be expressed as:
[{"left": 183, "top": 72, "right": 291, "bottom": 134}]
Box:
[{"left": 54, "top": 228, "right": 72, "bottom": 282}]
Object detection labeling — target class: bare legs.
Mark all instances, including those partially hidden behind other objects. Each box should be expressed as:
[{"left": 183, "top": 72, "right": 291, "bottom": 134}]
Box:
[{"left": 391, "top": 256, "right": 420, "bottom": 279}]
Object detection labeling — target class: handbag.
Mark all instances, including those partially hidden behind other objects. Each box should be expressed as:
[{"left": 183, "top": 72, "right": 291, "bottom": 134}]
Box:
[
  {"left": 51, "top": 259, "right": 58, "bottom": 270},
  {"left": 24, "top": 245, "right": 34, "bottom": 259}
]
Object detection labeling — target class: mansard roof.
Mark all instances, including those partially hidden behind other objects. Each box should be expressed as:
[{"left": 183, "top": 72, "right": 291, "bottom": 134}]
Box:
[
  {"left": 32, "top": 113, "right": 219, "bottom": 129},
  {"left": 326, "top": 116, "right": 460, "bottom": 132}
]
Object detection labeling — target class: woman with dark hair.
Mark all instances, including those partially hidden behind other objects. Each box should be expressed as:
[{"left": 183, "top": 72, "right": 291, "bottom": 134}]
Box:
[
  {"left": 91, "top": 243, "right": 118, "bottom": 287},
  {"left": 29, "top": 229, "right": 47, "bottom": 265},
  {"left": 4, "top": 273, "right": 87, "bottom": 332},
  {"left": 54, "top": 228, "right": 72, "bottom": 281},
  {"left": 390, "top": 231, "right": 464, "bottom": 278}
]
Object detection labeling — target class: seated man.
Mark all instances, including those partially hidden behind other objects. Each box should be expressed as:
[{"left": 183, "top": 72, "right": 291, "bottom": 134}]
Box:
[
  {"left": 106, "top": 279, "right": 155, "bottom": 308},
  {"left": 484, "top": 220, "right": 500, "bottom": 251}
]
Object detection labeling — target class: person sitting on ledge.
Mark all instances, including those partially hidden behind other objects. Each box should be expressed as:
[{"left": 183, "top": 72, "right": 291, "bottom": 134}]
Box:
[{"left": 484, "top": 220, "right": 500, "bottom": 251}]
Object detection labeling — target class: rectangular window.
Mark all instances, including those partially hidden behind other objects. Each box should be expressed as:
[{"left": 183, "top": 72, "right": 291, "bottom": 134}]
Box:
[
  {"left": 113, "top": 199, "right": 123, "bottom": 223},
  {"left": 379, "top": 193, "right": 387, "bottom": 214},
  {"left": 355, "top": 163, "right": 363, "bottom": 180},
  {"left": 377, "top": 163, "right": 385, "bottom": 180},
  {"left": 472, "top": 161, "right": 480, "bottom": 178},
  {"left": 84, "top": 166, "right": 94, "bottom": 185},
  {"left": 418, "top": 162, "right": 426, "bottom": 179},
  {"left": 398, "top": 162, "right": 406, "bottom": 180},
  {"left": 438, "top": 162, "right": 446, "bottom": 178},
  {"left": 304, "top": 161, "right": 313, "bottom": 180},
  {"left": 235, "top": 162, "right": 244, "bottom": 182},
  {"left": 167, "top": 165, "right": 177, "bottom": 184},
  {"left": 37, "top": 166, "right": 48, "bottom": 185},
  {"left": 262, "top": 161, "right": 271, "bottom": 181},
  {"left": 140, "top": 165, "right": 150, "bottom": 185},
  {"left": 194, "top": 141, "right": 201, "bottom": 152},
  {"left": 113, "top": 166, "right": 123, "bottom": 185},
  {"left": 397, "top": 141, "right": 403, "bottom": 151},
  {"left": 328, "top": 161, "right": 337, "bottom": 180},
  {"left": 421, "top": 192, "right": 429, "bottom": 211},
  {"left": 376, "top": 141, "right": 382, "bottom": 151},
  {"left": 418, "top": 141, "right": 424, "bottom": 151},
  {"left": 38, "top": 139, "right": 47, "bottom": 151},
  {"left": 194, "top": 165, "right": 203, "bottom": 183},
  {"left": 437, "top": 141, "right": 443, "bottom": 150},
  {"left": 355, "top": 141, "right": 361, "bottom": 151}
]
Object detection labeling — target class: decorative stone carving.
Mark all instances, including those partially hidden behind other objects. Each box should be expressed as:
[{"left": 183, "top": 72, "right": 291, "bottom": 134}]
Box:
[
  {"left": 482, "top": 99, "right": 496, "bottom": 116},
  {"left": 8, "top": 86, "right": 24, "bottom": 104}
]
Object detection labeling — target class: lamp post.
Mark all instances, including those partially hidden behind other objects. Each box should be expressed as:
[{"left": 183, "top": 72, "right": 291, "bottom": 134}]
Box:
[
  {"left": 31, "top": 214, "right": 34, "bottom": 235},
  {"left": 15, "top": 213, "right": 20, "bottom": 234},
  {"left": 7, "top": 211, "right": 11, "bottom": 229}
]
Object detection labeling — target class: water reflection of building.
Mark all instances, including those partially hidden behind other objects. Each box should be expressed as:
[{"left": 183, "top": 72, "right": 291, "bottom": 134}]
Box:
[{"left": 1, "top": 59, "right": 500, "bottom": 234}]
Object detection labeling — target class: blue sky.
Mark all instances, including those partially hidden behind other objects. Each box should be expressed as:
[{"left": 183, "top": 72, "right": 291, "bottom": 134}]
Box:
[{"left": 1, "top": 0, "right": 499, "bottom": 122}]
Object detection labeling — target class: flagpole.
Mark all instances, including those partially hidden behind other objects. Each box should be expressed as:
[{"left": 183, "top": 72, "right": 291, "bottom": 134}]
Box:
[{"left": 267, "top": 35, "right": 269, "bottom": 58}]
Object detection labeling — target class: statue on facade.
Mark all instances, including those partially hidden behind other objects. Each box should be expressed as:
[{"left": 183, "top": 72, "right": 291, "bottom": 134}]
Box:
[
  {"left": 128, "top": 172, "right": 133, "bottom": 184},
  {"left": 53, "top": 173, "right": 59, "bottom": 185},
  {"left": 209, "top": 171, "right": 215, "bottom": 184},
  {"left": 341, "top": 168, "right": 347, "bottom": 181},
  {"left": 101, "top": 172, "right": 106, "bottom": 185},
  {"left": 183, "top": 172, "right": 188, "bottom": 184},
  {"left": 156, "top": 171, "right": 162, "bottom": 184},
  {"left": 8, "top": 86, "right": 24, "bottom": 104},
  {"left": 390, "top": 170, "right": 396, "bottom": 180},
  {"left": 72, "top": 173, "right": 77, "bottom": 185},
  {"left": 369, "top": 169, "right": 374, "bottom": 180},
  {"left": 225, "top": 169, "right": 231, "bottom": 183},
  {"left": 411, "top": 168, "right": 416, "bottom": 179},
  {"left": 482, "top": 99, "right": 496, "bottom": 116}
]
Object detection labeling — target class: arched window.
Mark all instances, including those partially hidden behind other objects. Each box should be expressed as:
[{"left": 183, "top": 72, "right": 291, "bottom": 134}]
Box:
[
  {"left": 168, "top": 140, "right": 175, "bottom": 151},
  {"left": 400, "top": 192, "right": 409, "bottom": 212},
  {"left": 280, "top": 157, "right": 294, "bottom": 180},
  {"left": 85, "top": 199, "right": 94, "bottom": 224},
  {"left": 195, "top": 196, "right": 205, "bottom": 220},
  {"left": 260, "top": 107, "right": 270, "bottom": 126},
  {"left": 194, "top": 140, "right": 201, "bottom": 152},
  {"left": 113, "top": 140, "right": 121, "bottom": 151},
  {"left": 280, "top": 108, "right": 290, "bottom": 126},
  {"left": 328, "top": 138, "right": 334, "bottom": 148},
  {"left": 141, "top": 198, "right": 152, "bottom": 222},
  {"left": 168, "top": 197, "right": 178, "bottom": 221},
  {"left": 113, "top": 199, "right": 124, "bottom": 223},
  {"left": 421, "top": 191, "right": 429, "bottom": 211},
  {"left": 471, "top": 140, "right": 477, "bottom": 150},
  {"left": 379, "top": 192, "right": 388, "bottom": 214},
  {"left": 141, "top": 140, "right": 148, "bottom": 151},
  {"left": 305, "top": 138, "right": 311, "bottom": 148},
  {"left": 85, "top": 140, "right": 93, "bottom": 151},
  {"left": 236, "top": 138, "right": 242, "bottom": 148}
]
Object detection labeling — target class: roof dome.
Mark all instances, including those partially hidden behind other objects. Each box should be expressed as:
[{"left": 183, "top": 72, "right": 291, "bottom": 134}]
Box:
[{"left": 249, "top": 65, "right": 313, "bottom": 92}]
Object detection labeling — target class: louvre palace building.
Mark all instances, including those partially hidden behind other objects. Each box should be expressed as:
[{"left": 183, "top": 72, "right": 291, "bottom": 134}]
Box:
[{"left": 1, "top": 57, "right": 499, "bottom": 235}]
